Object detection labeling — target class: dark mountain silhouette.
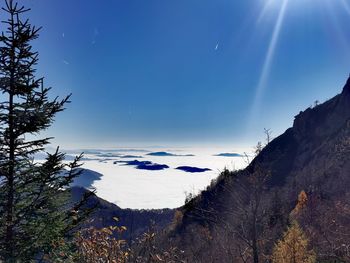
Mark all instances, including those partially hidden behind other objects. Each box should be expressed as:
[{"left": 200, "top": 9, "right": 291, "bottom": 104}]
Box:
[{"left": 165, "top": 77, "right": 350, "bottom": 262}]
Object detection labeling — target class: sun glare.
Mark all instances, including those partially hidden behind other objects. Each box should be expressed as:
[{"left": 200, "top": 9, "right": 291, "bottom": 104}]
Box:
[
  {"left": 247, "top": 0, "right": 350, "bottom": 135},
  {"left": 247, "top": 0, "right": 290, "bottom": 133}
]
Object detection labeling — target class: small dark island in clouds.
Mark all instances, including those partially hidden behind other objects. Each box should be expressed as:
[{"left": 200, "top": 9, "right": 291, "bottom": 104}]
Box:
[
  {"left": 115, "top": 160, "right": 169, "bottom": 171},
  {"left": 114, "top": 159, "right": 214, "bottom": 173},
  {"left": 137, "top": 163, "right": 169, "bottom": 171},
  {"left": 176, "top": 166, "right": 211, "bottom": 173},
  {"left": 99, "top": 153, "right": 144, "bottom": 159},
  {"left": 119, "top": 155, "right": 143, "bottom": 159},
  {"left": 97, "top": 153, "right": 121, "bottom": 158},
  {"left": 147, "top": 151, "right": 195, "bottom": 157},
  {"left": 115, "top": 160, "right": 151, "bottom": 166},
  {"left": 214, "top": 153, "right": 243, "bottom": 157}
]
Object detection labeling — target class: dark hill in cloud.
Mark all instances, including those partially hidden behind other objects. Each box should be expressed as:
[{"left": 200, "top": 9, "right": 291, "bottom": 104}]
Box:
[
  {"left": 97, "top": 153, "right": 121, "bottom": 158},
  {"left": 115, "top": 160, "right": 152, "bottom": 166},
  {"left": 176, "top": 166, "right": 211, "bottom": 173},
  {"left": 137, "top": 163, "right": 169, "bottom": 171},
  {"left": 98, "top": 153, "right": 144, "bottom": 159},
  {"left": 119, "top": 155, "right": 143, "bottom": 159},
  {"left": 115, "top": 160, "right": 169, "bottom": 171},
  {"left": 214, "top": 153, "right": 243, "bottom": 157},
  {"left": 147, "top": 151, "right": 194, "bottom": 157}
]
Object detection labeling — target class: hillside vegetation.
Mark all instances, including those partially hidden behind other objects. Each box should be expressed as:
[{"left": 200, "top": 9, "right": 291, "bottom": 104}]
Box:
[
  {"left": 165, "top": 77, "right": 350, "bottom": 262},
  {"left": 74, "top": 78, "right": 350, "bottom": 263}
]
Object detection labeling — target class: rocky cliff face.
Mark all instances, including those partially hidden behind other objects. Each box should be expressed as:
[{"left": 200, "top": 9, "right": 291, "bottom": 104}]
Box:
[
  {"left": 293, "top": 77, "right": 350, "bottom": 141},
  {"left": 249, "top": 77, "right": 350, "bottom": 187},
  {"left": 170, "top": 77, "right": 350, "bottom": 262}
]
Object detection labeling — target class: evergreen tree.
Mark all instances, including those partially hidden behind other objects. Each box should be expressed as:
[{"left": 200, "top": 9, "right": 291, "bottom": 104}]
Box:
[{"left": 0, "top": 1, "right": 87, "bottom": 261}]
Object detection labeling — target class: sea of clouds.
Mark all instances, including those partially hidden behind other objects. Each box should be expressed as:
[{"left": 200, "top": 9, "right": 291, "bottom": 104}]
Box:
[{"left": 43, "top": 147, "right": 250, "bottom": 209}]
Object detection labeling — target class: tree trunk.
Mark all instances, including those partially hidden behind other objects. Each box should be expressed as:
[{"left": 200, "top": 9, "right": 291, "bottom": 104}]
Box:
[
  {"left": 5, "top": 90, "right": 15, "bottom": 261},
  {"left": 5, "top": 10, "right": 16, "bottom": 260},
  {"left": 252, "top": 235, "right": 259, "bottom": 263}
]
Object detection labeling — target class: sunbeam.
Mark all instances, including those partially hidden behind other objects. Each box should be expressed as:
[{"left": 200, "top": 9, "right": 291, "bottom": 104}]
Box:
[
  {"left": 340, "top": 0, "right": 350, "bottom": 15},
  {"left": 247, "top": 0, "right": 289, "bottom": 134},
  {"left": 256, "top": 0, "right": 274, "bottom": 25},
  {"left": 324, "top": 0, "right": 350, "bottom": 58}
]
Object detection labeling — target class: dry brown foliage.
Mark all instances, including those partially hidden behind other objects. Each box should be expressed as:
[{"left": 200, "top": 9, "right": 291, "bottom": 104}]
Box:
[{"left": 272, "top": 221, "right": 316, "bottom": 263}]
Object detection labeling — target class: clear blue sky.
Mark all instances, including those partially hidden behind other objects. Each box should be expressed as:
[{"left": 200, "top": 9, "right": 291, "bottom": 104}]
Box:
[{"left": 22, "top": 0, "right": 350, "bottom": 148}]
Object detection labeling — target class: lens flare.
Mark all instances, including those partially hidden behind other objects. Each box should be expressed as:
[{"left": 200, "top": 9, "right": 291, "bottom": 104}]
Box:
[{"left": 247, "top": 0, "right": 289, "bottom": 134}]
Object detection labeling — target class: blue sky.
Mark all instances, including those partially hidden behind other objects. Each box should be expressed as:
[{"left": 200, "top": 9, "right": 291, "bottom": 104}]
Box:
[{"left": 21, "top": 0, "right": 350, "bottom": 148}]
